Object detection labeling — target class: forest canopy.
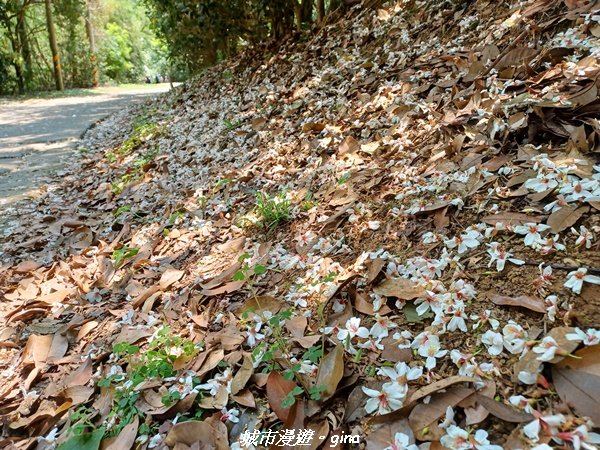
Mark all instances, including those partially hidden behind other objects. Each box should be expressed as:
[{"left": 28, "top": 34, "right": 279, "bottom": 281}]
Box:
[{"left": 0, "top": 0, "right": 346, "bottom": 95}]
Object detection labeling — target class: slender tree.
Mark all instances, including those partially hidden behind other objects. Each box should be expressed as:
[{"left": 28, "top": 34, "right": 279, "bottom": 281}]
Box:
[
  {"left": 44, "top": 0, "right": 63, "bottom": 90},
  {"left": 85, "top": 0, "right": 98, "bottom": 87},
  {"left": 17, "top": 1, "right": 33, "bottom": 90},
  {"left": 317, "top": 0, "right": 325, "bottom": 25}
]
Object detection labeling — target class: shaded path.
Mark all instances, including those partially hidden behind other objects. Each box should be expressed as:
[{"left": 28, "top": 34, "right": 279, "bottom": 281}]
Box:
[{"left": 0, "top": 84, "right": 172, "bottom": 205}]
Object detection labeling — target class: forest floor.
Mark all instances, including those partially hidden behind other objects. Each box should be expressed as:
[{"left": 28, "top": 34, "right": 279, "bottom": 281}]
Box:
[
  {"left": 2, "top": 1, "right": 600, "bottom": 450},
  {"left": 0, "top": 84, "right": 172, "bottom": 206}
]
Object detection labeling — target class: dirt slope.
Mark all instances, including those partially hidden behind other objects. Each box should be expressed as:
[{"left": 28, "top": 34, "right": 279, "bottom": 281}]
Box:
[{"left": 2, "top": 1, "right": 600, "bottom": 449}]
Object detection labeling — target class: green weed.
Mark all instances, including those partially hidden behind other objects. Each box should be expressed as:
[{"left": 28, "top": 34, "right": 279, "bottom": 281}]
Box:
[
  {"left": 256, "top": 191, "right": 291, "bottom": 230},
  {"left": 111, "top": 246, "right": 139, "bottom": 267}
]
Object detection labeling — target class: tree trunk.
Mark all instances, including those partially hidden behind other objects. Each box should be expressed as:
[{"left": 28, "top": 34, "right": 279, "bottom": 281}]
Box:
[
  {"left": 44, "top": 0, "right": 63, "bottom": 91},
  {"left": 301, "top": 0, "right": 313, "bottom": 26},
  {"left": 85, "top": 0, "right": 99, "bottom": 87},
  {"left": 317, "top": 0, "right": 325, "bottom": 25},
  {"left": 17, "top": 8, "right": 33, "bottom": 90},
  {"left": 293, "top": 1, "right": 302, "bottom": 31}
]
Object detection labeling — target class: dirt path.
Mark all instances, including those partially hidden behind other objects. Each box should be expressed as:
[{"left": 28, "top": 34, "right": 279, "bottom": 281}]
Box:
[{"left": 0, "top": 84, "right": 172, "bottom": 206}]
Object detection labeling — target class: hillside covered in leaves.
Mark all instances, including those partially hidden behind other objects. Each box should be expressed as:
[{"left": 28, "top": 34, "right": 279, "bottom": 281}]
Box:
[{"left": 2, "top": 0, "right": 600, "bottom": 449}]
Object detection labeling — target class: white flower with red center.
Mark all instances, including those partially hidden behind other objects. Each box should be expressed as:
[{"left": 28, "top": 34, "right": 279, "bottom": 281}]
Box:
[
  {"left": 445, "top": 229, "right": 482, "bottom": 254},
  {"left": 358, "top": 337, "right": 385, "bottom": 352},
  {"left": 471, "top": 429, "right": 503, "bottom": 450},
  {"left": 481, "top": 330, "right": 504, "bottom": 356},
  {"left": 545, "top": 295, "right": 558, "bottom": 322},
  {"left": 451, "top": 279, "right": 476, "bottom": 301},
  {"left": 470, "top": 309, "right": 500, "bottom": 330},
  {"left": 415, "top": 291, "right": 449, "bottom": 316},
  {"left": 485, "top": 221, "right": 507, "bottom": 238},
  {"left": 564, "top": 268, "right": 600, "bottom": 294},
  {"left": 523, "top": 414, "right": 566, "bottom": 442},
  {"left": 393, "top": 330, "right": 413, "bottom": 349},
  {"left": 422, "top": 231, "right": 439, "bottom": 244},
  {"left": 544, "top": 194, "right": 569, "bottom": 213},
  {"left": 565, "top": 327, "right": 600, "bottom": 346},
  {"left": 370, "top": 313, "right": 398, "bottom": 338},
  {"left": 509, "top": 395, "right": 535, "bottom": 414},
  {"left": 362, "top": 383, "right": 406, "bottom": 415},
  {"left": 525, "top": 174, "right": 558, "bottom": 192},
  {"left": 440, "top": 425, "right": 470, "bottom": 450},
  {"left": 245, "top": 318, "right": 266, "bottom": 348},
  {"left": 417, "top": 335, "right": 447, "bottom": 369},
  {"left": 337, "top": 317, "right": 369, "bottom": 342},
  {"left": 560, "top": 178, "right": 596, "bottom": 202},
  {"left": 532, "top": 336, "right": 562, "bottom": 361},
  {"left": 534, "top": 234, "right": 566, "bottom": 254},
  {"left": 379, "top": 361, "right": 423, "bottom": 389},
  {"left": 556, "top": 424, "right": 600, "bottom": 450},
  {"left": 572, "top": 225, "right": 594, "bottom": 249},
  {"left": 446, "top": 302, "right": 468, "bottom": 333},
  {"left": 514, "top": 222, "right": 551, "bottom": 246},
  {"left": 534, "top": 264, "right": 555, "bottom": 295},
  {"left": 439, "top": 406, "right": 455, "bottom": 429},
  {"left": 383, "top": 432, "right": 419, "bottom": 450},
  {"left": 487, "top": 242, "right": 525, "bottom": 272},
  {"left": 503, "top": 321, "right": 529, "bottom": 354},
  {"left": 220, "top": 407, "right": 240, "bottom": 423}
]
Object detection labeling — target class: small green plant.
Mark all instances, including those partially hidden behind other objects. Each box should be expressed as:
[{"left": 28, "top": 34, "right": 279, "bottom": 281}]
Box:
[
  {"left": 106, "top": 151, "right": 117, "bottom": 163},
  {"left": 233, "top": 252, "right": 268, "bottom": 297},
  {"left": 98, "top": 328, "right": 201, "bottom": 435},
  {"left": 223, "top": 117, "right": 243, "bottom": 130},
  {"left": 117, "top": 122, "right": 164, "bottom": 156},
  {"left": 222, "top": 69, "right": 233, "bottom": 81},
  {"left": 134, "top": 148, "right": 159, "bottom": 168},
  {"left": 57, "top": 407, "right": 106, "bottom": 450},
  {"left": 111, "top": 246, "right": 139, "bottom": 267},
  {"left": 79, "top": 147, "right": 90, "bottom": 155},
  {"left": 337, "top": 172, "right": 351, "bottom": 185},
  {"left": 256, "top": 191, "right": 291, "bottom": 230}
]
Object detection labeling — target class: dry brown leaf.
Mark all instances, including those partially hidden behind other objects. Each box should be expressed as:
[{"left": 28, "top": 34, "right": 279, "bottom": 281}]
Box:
[
  {"left": 197, "top": 349, "right": 225, "bottom": 379},
  {"left": 165, "top": 419, "right": 228, "bottom": 450},
  {"left": 513, "top": 326, "right": 579, "bottom": 382},
  {"left": 266, "top": 371, "right": 298, "bottom": 422},
  {"left": 547, "top": 205, "right": 589, "bottom": 233},
  {"left": 552, "top": 344, "right": 600, "bottom": 424},
  {"left": 104, "top": 415, "right": 138, "bottom": 450},
  {"left": 63, "top": 356, "right": 94, "bottom": 386},
  {"left": 373, "top": 277, "right": 425, "bottom": 300},
  {"left": 474, "top": 394, "right": 533, "bottom": 423},
  {"left": 366, "top": 419, "right": 414, "bottom": 450},
  {"left": 159, "top": 268, "right": 185, "bottom": 290},
  {"left": 409, "top": 386, "right": 475, "bottom": 441},
  {"left": 231, "top": 354, "right": 254, "bottom": 395},
  {"left": 481, "top": 212, "right": 541, "bottom": 226},
  {"left": 316, "top": 344, "right": 344, "bottom": 401},
  {"left": 22, "top": 334, "right": 53, "bottom": 368},
  {"left": 201, "top": 280, "right": 245, "bottom": 296},
  {"left": 489, "top": 293, "right": 546, "bottom": 313}
]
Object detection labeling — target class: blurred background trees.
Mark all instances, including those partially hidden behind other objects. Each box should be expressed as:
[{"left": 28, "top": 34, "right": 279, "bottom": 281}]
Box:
[{"left": 0, "top": 0, "right": 346, "bottom": 95}]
